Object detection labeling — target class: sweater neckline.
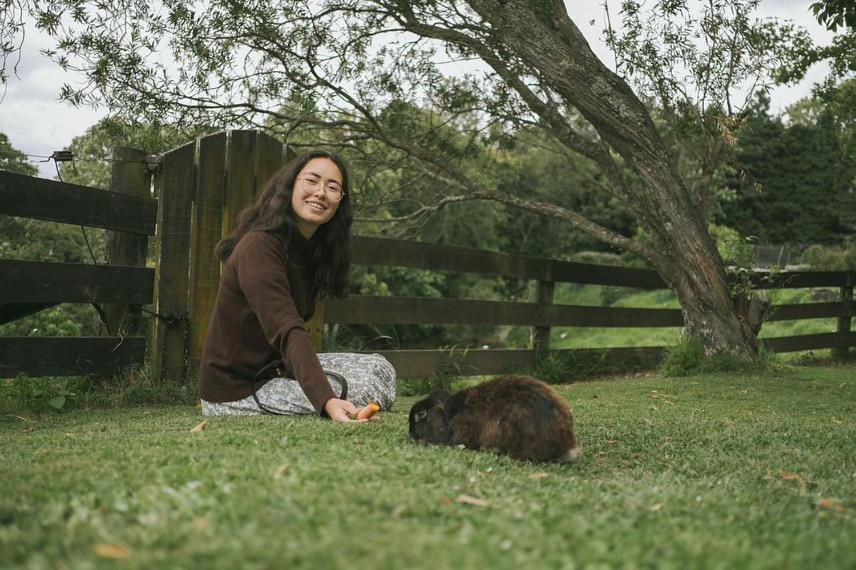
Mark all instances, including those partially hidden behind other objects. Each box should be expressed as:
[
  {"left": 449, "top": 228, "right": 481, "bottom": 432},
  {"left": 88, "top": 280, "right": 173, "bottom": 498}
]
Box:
[{"left": 287, "top": 230, "right": 317, "bottom": 260}]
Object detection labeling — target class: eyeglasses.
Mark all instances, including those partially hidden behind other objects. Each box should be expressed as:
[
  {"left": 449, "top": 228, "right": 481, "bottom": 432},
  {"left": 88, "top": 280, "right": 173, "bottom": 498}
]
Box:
[{"left": 298, "top": 175, "right": 345, "bottom": 202}]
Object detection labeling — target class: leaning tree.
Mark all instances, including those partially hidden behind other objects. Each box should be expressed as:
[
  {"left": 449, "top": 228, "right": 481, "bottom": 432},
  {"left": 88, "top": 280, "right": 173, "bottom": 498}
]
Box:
[{"left": 8, "top": 0, "right": 812, "bottom": 358}]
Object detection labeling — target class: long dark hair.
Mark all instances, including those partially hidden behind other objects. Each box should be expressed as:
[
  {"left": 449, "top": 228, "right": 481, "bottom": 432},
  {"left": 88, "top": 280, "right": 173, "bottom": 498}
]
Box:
[{"left": 215, "top": 150, "right": 352, "bottom": 298}]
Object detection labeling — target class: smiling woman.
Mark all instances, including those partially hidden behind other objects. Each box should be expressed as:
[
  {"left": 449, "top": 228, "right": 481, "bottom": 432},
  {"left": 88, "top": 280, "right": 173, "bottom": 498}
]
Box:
[
  {"left": 198, "top": 151, "right": 396, "bottom": 422},
  {"left": 291, "top": 157, "right": 347, "bottom": 238}
]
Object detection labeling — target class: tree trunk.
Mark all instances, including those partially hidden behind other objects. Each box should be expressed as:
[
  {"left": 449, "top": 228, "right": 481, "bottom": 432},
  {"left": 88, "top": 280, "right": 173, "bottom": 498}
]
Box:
[{"left": 468, "top": 0, "right": 761, "bottom": 358}]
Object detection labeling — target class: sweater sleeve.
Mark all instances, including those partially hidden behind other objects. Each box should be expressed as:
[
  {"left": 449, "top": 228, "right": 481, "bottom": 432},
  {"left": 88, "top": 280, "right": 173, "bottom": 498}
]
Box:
[{"left": 234, "top": 233, "right": 336, "bottom": 415}]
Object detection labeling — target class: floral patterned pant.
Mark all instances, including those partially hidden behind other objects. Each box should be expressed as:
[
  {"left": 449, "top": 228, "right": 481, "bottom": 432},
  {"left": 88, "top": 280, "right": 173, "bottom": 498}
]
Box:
[{"left": 201, "top": 352, "right": 396, "bottom": 416}]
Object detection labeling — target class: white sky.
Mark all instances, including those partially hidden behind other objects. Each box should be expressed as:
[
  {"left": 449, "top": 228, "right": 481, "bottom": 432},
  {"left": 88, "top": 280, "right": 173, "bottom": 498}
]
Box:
[{"left": 0, "top": 1, "right": 836, "bottom": 178}]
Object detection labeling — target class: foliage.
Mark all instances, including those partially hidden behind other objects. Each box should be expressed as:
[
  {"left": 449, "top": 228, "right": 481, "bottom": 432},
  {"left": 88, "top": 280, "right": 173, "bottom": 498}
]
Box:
[
  {"left": 718, "top": 92, "right": 856, "bottom": 245},
  {"left": 3, "top": 366, "right": 856, "bottom": 568},
  {"left": 0, "top": 366, "right": 197, "bottom": 414},
  {"left": 0, "top": 132, "right": 37, "bottom": 175},
  {"left": 1, "top": 375, "right": 77, "bottom": 412},
  {"left": 776, "top": 1, "right": 854, "bottom": 93},
  {"left": 661, "top": 335, "right": 779, "bottom": 376},
  {"left": 60, "top": 116, "right": 211, "bottom": 190},
  {"left": 811, "top": 0, "right": 856, "bottom": 31},
  {"left": 604, "top": 0, "right": 811, "bottom": 218},
  {"left": 22, "top": 0, "right": 802, "bottom": 257},
  {"left": 801, "top": 242, "right": 856, "bottom": 270}
]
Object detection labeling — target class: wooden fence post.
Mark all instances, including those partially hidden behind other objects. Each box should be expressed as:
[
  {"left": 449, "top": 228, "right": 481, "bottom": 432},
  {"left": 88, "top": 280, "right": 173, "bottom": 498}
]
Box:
[
  {"left": 833, "top": 270, "right": 854, "bottom": 358},
  {"left": 188, "top": 133, "right": 227, "bottom": 368},
  {"left": 105, "top": 147, "right": 151, "bottom": 337},
  {"left": 151, "top": 141, "right": 196, "bottom": 382},
  {"left": 531, "top": 280, "right": 555, "bottom": 355},
  {"left": 186, "top": 130, "right": 291, "bottom": 366}
]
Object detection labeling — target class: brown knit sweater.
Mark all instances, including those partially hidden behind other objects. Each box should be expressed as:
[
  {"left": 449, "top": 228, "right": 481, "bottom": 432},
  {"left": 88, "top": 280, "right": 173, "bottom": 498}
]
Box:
[{"left": 198, "top": 230, "right": 336, "bottom": 414}]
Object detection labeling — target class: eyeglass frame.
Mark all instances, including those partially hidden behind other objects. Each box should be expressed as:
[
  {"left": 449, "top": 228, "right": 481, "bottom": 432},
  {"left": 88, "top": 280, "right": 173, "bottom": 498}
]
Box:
[{"left": 297, "top": 174, "right": 346, "bottom": 202}]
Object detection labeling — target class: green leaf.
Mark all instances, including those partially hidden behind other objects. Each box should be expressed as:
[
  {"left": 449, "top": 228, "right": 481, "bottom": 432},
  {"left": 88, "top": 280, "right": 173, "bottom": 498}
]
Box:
[{"left": 48, "top": 396, "right": 66, "bottom": 410}]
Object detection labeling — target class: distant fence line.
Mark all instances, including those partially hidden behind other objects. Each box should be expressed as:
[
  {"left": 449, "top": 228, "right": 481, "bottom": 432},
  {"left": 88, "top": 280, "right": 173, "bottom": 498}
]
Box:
[{"left": 1, "top": 130, "right": 854, "bottom": 380}]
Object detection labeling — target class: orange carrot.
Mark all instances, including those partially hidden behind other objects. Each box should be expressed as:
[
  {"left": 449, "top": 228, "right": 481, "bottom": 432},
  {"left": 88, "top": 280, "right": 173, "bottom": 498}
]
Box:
[{"left": 356, "top": 402, "right": 381, "bottom": 420}]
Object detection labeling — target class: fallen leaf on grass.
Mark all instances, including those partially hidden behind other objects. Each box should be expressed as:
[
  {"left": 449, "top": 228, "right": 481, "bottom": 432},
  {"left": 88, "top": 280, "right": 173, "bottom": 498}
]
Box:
[
  {"left": 779, "top": 471, "right": 807, "bottom": 486},
  {"left": 818, "top": 499, "right": 845, "bottom": 513},
  {"left": 273, "top": 464, "right": 289, "bottom": 479},
  {"left": 192, "top": 516, "right": 211, "bottom": 533},
  {"left": 528, "top": 472, "right": 549, "bottom": 480},
  {"left": 455, "top": 495, "right": 490, "bottom": 508},
  {"left": 94, "top": 544, "right": 129, "bottom": 560},
  {"left": 190, "top": 420, "right": 208, "bottom": 433},
  {"left": 832, "top": 417, "right": 843, "bottom": 425},
  {"left": 650, "top": 503, "right": 663, "bottom": 512},
  {"left": 606, "top": 440, "right": 620, "bottom": 445},
  {"left": 649, "top": 392, "right": 676, "bottom": 404}
]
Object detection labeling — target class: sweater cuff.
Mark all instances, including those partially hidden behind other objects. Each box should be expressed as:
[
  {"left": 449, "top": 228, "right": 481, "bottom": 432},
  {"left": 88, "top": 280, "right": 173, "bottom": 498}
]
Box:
[{"left": 318, "top": 395, "right": 335, "bottom": 419}]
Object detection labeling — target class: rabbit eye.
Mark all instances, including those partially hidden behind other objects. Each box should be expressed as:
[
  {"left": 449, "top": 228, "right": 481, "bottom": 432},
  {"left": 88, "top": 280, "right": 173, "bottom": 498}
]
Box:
[{"left": 415, "top": 410, "right": 427, "bottom": 422}]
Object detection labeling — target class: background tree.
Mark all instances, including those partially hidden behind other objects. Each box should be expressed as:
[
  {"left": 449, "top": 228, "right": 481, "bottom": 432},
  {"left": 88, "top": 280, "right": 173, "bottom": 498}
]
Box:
[
  {"left": 19, "top": 0, "right": 813, "bottom": 358},
  {"left": 719, "top": 91, "right": 856, "bottom": 245}
]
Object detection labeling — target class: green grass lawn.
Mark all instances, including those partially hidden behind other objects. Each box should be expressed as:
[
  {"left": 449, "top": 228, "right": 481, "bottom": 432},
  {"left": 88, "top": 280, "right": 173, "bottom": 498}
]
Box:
[{"left": 3, "top": 363, "right": 856, "bottom": 569}]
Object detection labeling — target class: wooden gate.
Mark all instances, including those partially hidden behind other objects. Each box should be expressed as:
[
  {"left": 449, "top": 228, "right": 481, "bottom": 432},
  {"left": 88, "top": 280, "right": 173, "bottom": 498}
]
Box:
[{"left": 149, "top": 130, "right": 296, "bottom": 381}]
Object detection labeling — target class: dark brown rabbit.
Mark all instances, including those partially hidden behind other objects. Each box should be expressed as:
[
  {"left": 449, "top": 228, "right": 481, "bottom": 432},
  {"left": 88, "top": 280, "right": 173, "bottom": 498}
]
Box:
[{"left": 408, "top": 375, "right": 581, "bottom": 463}]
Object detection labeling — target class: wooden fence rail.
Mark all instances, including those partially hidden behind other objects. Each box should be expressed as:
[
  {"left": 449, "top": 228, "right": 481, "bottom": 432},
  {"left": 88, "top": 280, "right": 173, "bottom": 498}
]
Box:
[{"left": 0, "top": 164, "right": 153, "bottom": 378}]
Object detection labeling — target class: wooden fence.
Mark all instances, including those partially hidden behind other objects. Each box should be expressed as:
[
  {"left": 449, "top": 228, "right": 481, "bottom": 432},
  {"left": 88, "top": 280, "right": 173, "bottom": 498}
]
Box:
[
  {"left": 0, "top": 151, "right": 155, "bottom": 377},
  {"left": 328, "top": 238, "right": 856, "bottom": 376},
  {"left": 1, "top": 128, "right": 854, "bottom": 380}
]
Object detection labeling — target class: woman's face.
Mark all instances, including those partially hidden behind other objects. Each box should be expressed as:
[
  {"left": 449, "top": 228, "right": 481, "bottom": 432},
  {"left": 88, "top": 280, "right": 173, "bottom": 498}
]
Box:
[{"left": 291, "top": 157, "right": 344, "bottom": 238}]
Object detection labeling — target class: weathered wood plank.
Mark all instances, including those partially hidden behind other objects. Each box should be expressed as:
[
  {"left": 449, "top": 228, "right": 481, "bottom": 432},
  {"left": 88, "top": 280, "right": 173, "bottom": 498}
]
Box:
[
  {"left": 188, "top": 133, "right": 227, "bottom": 363},
  {"left": 151, "top": 141, "right": 196, "bottom": 381},
  {"left": 834, "top": 274, "right": 854, "bottom": 358},
  {"left": 357, "top": 347, "right": 668, "bottom": 377},
  {"left": 0, "top": 336, "right": 146, "bottom": 378},
  {"left": 0, "top": 170, "right": 157, "bottom": 234},
  {"left": 350, "top": 237, "right": 667, "bottom": 287},
  {"left": 222, "top": 130, "right": 258, "bottom": 238},
  {"left": 0, "top": 260, "right": 154, "bottom": 303},
  {"left": 104, "top": 147, "right": 152, "bottom": 336},
  {"left": 255, "top": 131, "right": 286, "bottom": 198},
  {"left": 352, "top": 236, "right": 554, "bottom": 281},
  {"left": 350, "top": 237, "right": 853, "bottom": 290},
  {"left": 325, "top": 296, "right": 684, "bottom": 327},
  {"left": 762, "top": 332, "right": 856, "bottom": 353},
  {"left": 751, "top": 270, "right": 851, "bottom": 289},
  {"left": 354, "top": 334, "right": 856, "bottom": 377},
  {"left": 550, "top": 262, "right": 666, "bottom": 288},
  {"left": 765, "top": 302, "right": 853, "bottom": 322},
  {"left": 0, "top": 302, "right": 58, "bottom": 326},
  {"left": 531, "top": 280, "right": 554, "bottom": 352}
]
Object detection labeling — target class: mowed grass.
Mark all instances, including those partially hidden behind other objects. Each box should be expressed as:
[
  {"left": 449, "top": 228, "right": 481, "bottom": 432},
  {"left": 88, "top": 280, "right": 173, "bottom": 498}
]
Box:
[{"left": 3, "top": 363, "right": 856, "bottom": 569}]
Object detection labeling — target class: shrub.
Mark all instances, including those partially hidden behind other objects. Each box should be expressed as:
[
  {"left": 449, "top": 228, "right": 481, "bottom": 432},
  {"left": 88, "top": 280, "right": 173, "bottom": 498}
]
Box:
[
  {"left": 801, "top": 243, "right": 856, "bottom": 271},
  {"left": 661, "top": 336, "right": 781, "bottom": 376}
]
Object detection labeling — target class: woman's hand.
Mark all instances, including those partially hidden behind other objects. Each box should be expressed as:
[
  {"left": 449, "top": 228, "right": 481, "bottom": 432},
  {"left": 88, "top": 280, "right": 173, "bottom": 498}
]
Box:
[{"left": 324, "top": 398, "right": 378, "bottom": 423}]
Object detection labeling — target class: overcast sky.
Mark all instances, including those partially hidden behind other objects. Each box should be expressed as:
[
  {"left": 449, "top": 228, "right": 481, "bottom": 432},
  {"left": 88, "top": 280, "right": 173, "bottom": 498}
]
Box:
[{"left": 0, "top": 1, "right": 836, "bottom": 178}]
